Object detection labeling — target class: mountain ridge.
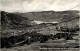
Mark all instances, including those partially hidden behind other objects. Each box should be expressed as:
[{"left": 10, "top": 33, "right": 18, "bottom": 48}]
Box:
[{"left": 17, "top": 10, "right": 79, "bottom": 22}]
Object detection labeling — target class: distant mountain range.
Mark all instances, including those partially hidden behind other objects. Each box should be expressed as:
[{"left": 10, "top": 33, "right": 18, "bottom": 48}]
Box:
[
  {"left": 17, "top": 10, "right": 79, "bottom": 22},
  {"left": 1, "top": 10, "right": 80, "bottom": 31}
]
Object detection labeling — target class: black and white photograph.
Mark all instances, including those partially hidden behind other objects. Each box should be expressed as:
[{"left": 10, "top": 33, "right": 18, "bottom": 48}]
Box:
[{"left": 0, "top": 0, "right": 80, "bottom": 51}]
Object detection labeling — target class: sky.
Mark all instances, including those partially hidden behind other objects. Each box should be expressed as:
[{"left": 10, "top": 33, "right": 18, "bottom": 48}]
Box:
[{"left": 0, "top": 0, "right": 80, "bottom": 13}]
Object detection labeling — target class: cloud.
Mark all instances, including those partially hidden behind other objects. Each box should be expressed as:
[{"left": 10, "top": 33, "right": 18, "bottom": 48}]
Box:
[{"left": 1, "top": 0, "right": 80, "bottom": 12}]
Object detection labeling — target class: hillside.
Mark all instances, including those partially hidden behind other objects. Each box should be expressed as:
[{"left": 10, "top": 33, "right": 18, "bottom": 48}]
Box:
[
  {"left": 56, "top": 17, "right": 79, "bottom": 32},
  {"left": 16, "top": 10, "right": 80, "bottom": 34},
  {"left": 1, "top": 10, "right": 80, "bottom": 34},
  {"left": 1, "top": 11, "right": 31, "bottom": 30}
]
